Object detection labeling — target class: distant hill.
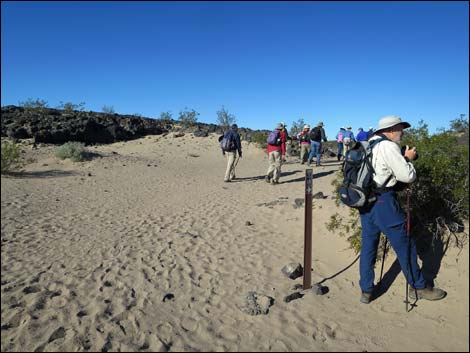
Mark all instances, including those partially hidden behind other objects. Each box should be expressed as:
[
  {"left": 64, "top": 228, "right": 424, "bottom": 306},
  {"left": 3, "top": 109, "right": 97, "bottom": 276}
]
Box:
[{"left": 1, "top": 106, "right": 263, "bottom": 145}]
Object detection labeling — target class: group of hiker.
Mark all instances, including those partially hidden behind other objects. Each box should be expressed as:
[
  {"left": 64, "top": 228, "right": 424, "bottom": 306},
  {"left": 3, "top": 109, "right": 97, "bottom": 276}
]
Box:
[
  {"left": 335, "top": 126, "right": 374, "bottom": 161},
  {"left": 296, "top": 122, "right": 328, "bottom": 166},
  {"left": 219, "top": 116, "right": 447, "bottom": 306}
]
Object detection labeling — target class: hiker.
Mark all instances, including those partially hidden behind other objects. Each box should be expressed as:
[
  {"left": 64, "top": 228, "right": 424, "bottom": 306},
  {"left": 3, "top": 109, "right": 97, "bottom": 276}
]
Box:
[
  {"left": 265, "top": 122, "right": 286, "bottom": 184},
  {"left": 342, "top": 126, "right": 355, "bottom": 156},
  {"left": 358, "top": 115, "right": 446, "bottom": 304},
  {"left": 356, "top": 127, "right": 368, "bottom": 142},
  {"left": 335, "top": 127, "right": 346, "bottom": 161},
  {"left": 367, "top": 126, "right": 375, "bottom": 140},
  {"left": 222, "top": 124, "right": 242, "bottom": 182},
  {"left": 307, "top": 121, "right": 327, "bottom": 166},
  {"left": 280, "top": 122, "right": 289, "bottom": 162},
  {"left": 297, "top": 124, "right": 311, "bottom": 164}
]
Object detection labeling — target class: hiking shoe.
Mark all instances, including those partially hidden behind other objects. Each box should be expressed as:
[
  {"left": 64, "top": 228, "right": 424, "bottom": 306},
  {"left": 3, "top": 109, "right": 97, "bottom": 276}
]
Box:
[
  {"left": 265, "top": 175, "right": 271, "bottom": 183},
  {"left": 224, "top": 179, "right": 231, "bottom": 183},
  {"left": 409, "top": 286, "right": 447, "bottom": 301},
  {"left": 360, "top": 291, "right": 373, "bottom": 304}
]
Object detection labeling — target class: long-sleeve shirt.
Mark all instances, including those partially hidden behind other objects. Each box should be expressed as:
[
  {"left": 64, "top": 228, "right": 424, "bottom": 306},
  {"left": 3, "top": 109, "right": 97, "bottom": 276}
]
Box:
[
  {"left": 370, "top": 136, "right": 416, "bottom": 188},
  {"left": 356, "top": 130, "right": 368, "bottom": 142},
  {"left": 343, "top": 130, "right": 355, "bottom": 141},
  {"left": 225, "top": 129, "right": 242, "bottom": 156}
]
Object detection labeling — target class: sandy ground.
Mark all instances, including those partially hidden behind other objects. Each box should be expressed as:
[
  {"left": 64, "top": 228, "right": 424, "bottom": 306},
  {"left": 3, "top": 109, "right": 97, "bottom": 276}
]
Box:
[{"left": 1, "top": 133, "right": 468, "bottom": 352}]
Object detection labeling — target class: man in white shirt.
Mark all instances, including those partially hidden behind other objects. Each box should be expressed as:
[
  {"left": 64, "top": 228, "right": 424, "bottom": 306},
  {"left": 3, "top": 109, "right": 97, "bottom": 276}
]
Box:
[{"left": 359, "top": 116, "right": 447, "bottom": 304}]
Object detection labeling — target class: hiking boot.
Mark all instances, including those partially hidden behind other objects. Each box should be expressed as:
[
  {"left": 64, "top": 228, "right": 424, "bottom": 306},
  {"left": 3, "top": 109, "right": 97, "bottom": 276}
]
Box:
[
  {"left": 409, "top": 286, "right": 447, "bottom": 301},
  {"left": 265, "top": 175, "right": 271, "bottom": 183},
  {"left": 360, "top": 291, "right": 373, "bottom": 304},
  {"left": 224, "top": 179, "right": 231, "bottom": 183}
]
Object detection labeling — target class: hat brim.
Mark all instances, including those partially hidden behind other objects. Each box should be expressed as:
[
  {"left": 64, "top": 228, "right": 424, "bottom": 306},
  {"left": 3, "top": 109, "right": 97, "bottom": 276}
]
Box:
[{"left": 376, "top": 121, "right": 411, "bottom": 133}]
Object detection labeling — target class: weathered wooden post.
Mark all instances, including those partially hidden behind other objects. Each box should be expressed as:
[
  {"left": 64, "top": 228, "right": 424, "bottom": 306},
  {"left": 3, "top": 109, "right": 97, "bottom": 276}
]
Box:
[{"left": 303, "top": 169, "right": 313, "bottom": 290}]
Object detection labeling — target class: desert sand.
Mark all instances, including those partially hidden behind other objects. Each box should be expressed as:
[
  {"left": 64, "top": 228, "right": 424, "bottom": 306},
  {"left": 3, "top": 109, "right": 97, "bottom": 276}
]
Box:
[{"left": 1, "top": 133, "right": 468, "bottom": 352}]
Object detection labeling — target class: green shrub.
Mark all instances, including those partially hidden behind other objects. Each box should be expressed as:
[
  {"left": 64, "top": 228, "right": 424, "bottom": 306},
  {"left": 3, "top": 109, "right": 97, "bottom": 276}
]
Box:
[
  {"left": 400, "top": 120, "right": 469, "bottom": 250},
  {"left": 1, "top": 140, "right": 23, "bottom": 173},
  {"left": 55, "top": 142, "right": 87, "bottom": 162},
  {"left": 216, "top": 106, "right": 236, "bottom": 130},
  {"left": 289, "top": 118, "right": 305, "bottom": 137},
  {"left": 251, "top": 131, "right": 268, "bottom": 149},
  {"left": 57, "top": 101, "right": 86, "bottom": 113},
  {"left": 158, "top": 111, "right": 173, "bottom": 127},
  {"left": 178, "top": 108, "right": 199, "bottom": 128}
]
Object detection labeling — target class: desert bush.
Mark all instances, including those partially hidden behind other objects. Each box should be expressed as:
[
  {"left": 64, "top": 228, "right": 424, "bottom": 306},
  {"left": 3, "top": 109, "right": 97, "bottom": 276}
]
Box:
[
  {"left": 57, "top": 101, "right": 86, "bottom": 113},
  {"left": 327, "top": 119, "right": 469, "bottom": 256},
  {"left": 55, "top": 142, "right": 87, "bottom": 162},
  {"left": 289, "top": 118, "right": 305, "bottom": 137},
  {"left": 251, "top": 131, "right": 268, "bottom": 150},
  {"left": 216, "top": 106, "right": 236, "bottom": 129},
  {"left": 18, "top": 98, "right": 49, "bottom": 115},
  {"left": 178, "top": 108, "right": 199, "bottom": 128},
  {"left": 102, "top": 105, "right": 115, "bottom": 114},
  {"left": 400, "top": 120, "right": 469, "bottom": 250},
  {"left": 1, "top": 140, "right": 23, "bottom": 173},
  {"left": 159, "top": 111, "right": 172, "bottom": 122}
]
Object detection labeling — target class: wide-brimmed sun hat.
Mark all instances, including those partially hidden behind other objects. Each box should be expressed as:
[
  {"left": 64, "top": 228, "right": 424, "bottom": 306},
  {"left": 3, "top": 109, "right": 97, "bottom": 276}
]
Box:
[
  {"left": 376, "top": 116, "right": 411, "bottom": 132},
  {"left": 303, "top": 124, "right": 310, "bottom": 129},
  {"left": 276, "top": 122, "right": 283, "bottom": 129},
  {"left": 317, "top": 121, "right": 324, "bottom": 127}
]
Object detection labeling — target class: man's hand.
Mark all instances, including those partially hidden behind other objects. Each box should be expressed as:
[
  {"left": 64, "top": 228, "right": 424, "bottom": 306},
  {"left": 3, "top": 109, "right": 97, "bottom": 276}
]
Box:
[{"left": 404, "top": 145, "right": 417, "bottom": 161}]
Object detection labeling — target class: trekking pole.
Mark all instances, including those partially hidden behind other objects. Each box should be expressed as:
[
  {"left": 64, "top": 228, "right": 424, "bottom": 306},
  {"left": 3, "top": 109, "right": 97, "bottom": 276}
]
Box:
[
  {"left": 378, "top": 236, "right": 388, "bottom": 285},
  {"left": 405, "top": 187, "right": 411, "bottom": 312}
]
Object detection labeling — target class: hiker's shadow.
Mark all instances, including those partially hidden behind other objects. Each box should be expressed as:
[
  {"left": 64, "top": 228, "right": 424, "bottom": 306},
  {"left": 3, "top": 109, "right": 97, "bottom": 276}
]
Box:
[
  {"left": 233, "top": 175, "right": 265, "bottom": 182},
  {"left": 416, "top": 231, "right": 448, "bottom": 288},
  {"left": 278, "top": 170, "right": 336, "bottom": 184},
  {"left": 373, "top": 259, "right": 402, "bottom": 300},
  {"left": 234, "top": 170, "right": 302, "bottom": 182}
]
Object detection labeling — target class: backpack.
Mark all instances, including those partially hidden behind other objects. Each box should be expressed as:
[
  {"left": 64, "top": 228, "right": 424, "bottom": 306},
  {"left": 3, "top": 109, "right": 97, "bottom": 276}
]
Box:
[
  {"left": 220, "top": 132, "right": 235, "bottom": 151},
  {"left": 310, "top": 127, "right": 321, "bottom": 141},
  {"left": 337, "top": 132, "right": 344, "bottom": 143},
  {"left": 338, "top": 137, "right": 390, "bottom": 208},
  {"left": 300, "top": 131, "right": 310, "bottom": 143},
  {"left": 267, "top": 130, "right": 281, "bottom": 146},
  {"left": 343, "top": 137, "right": 352, "bottom": 146}
]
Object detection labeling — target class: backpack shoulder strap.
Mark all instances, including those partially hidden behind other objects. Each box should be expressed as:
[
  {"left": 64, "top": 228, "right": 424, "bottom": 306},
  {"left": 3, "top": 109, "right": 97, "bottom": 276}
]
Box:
[{"left": 368, "top": 135, "right": 389, "bottom": 149}]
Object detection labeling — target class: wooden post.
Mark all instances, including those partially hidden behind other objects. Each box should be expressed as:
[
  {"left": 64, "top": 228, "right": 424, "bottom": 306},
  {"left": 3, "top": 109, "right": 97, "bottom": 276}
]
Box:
[{"left": 303, "top": 169, "right": 313, "bottom": 290}]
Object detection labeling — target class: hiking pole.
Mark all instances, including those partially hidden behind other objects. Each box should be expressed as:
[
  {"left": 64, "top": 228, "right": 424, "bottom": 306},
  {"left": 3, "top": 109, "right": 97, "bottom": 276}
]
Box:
[
  {"left": 378, "top": 236, "right": 388, "bottom": 285},
  {"left": 405, "top": 187, "right": 411, "bottom": 312}
]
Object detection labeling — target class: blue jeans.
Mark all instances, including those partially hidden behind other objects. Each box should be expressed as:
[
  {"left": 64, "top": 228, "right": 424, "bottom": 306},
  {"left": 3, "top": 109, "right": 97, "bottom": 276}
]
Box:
[
  {"left": 308, "top": 141, "right": 322, "bottom": 165},
  {"left": 337, "top": 142, "right": 343, "bottom": 159},
  {"left": 359, "top": 191, "right": 426, "bottom": 293}
]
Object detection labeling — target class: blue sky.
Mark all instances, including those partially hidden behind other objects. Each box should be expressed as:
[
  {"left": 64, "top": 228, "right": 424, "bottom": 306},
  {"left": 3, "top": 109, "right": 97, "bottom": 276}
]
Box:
[{"left": 2, "top": 1, "right": 468, "bottom": 138}]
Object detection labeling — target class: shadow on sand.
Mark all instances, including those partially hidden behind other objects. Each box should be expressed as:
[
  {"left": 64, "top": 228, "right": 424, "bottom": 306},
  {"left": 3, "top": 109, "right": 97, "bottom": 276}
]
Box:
[{"left": 3, "top": 170, "right": 80, "bottom": 179}]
